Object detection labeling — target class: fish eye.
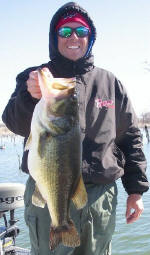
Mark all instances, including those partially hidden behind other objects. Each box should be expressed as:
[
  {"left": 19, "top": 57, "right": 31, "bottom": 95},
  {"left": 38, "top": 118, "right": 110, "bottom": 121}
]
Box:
[{"left": 70, "top": 94, "right": 77, "bottom": 99}]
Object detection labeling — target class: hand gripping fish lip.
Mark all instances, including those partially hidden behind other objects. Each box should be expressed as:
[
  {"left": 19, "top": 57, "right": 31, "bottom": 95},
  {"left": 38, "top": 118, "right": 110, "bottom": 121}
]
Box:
[{"left": 37, "top": 68, "right": 76, "bottom": 100}]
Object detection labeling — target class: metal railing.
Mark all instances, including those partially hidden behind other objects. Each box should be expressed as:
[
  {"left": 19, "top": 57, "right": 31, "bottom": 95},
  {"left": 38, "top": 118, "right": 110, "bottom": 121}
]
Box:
[{"left": 0, "top": 210, "right": 30, "bottom": 255}]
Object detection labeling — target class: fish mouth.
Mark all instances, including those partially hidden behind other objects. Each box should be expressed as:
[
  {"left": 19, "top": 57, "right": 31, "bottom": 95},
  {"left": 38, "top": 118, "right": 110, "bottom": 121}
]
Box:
[
  {"left": 52, "top": 79, "right": 76, "bottom": 90},
  {"left": 51, "top": 78, "right": 76, "bottom": 97},
  {"left": 38, "top": 68, "right": 76, "bottom": 90},
  {"left": 38, "top": 68, "right": 76, "bottom": 98}
]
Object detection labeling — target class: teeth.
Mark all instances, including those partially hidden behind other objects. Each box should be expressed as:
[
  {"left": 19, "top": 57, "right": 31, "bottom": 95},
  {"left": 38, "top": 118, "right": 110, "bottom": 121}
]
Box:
[{"left": 68, "top": 46, "right": 79, "bottom": 49}]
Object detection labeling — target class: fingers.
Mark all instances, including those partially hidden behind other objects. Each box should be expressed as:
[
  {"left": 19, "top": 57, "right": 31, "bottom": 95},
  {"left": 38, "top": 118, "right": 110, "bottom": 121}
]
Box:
[
  {"left": 126, "top": 208, "right": 143, "bottom": 224},
  {"left": 126, "top": 194, "right": 144, "bottom": 224},
  {"left": 27, "top": 71, "right": 42, "bottom": 99},
  {"left": 42, "top": 67, "right": 53, "bottom": 79}
]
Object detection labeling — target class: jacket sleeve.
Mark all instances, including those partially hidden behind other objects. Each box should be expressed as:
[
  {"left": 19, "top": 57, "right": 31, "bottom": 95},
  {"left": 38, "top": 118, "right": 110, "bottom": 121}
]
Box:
[
  {"left": 2, "top": 67, "right": 39, "bottom": 137},
  {"left": 115, "top": 79, "right": 149, "bottom": 195}
]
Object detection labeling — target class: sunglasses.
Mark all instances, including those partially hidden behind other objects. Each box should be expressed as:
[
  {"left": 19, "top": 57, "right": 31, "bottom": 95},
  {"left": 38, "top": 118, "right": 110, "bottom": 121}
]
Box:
[{"left": 57, "top": 26, "right": 90, "bottom": 38}]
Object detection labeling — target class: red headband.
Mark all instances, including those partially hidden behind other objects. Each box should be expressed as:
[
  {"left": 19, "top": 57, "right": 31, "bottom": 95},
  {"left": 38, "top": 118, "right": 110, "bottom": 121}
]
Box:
[{"left": 55, "top": 13, "right": 91, "bottom": 32}]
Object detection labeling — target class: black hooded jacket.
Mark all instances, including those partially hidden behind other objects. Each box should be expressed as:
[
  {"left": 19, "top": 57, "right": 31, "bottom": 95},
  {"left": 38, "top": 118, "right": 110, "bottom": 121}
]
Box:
[{"left": 2, "top": 2, "right": 149, "bottom": 195}]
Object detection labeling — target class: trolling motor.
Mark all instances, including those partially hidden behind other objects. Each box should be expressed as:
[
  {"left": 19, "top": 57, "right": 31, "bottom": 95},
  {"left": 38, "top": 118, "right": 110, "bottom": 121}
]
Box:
[{"left": 0, "top": 183, "right": 30, "bottom": 254}]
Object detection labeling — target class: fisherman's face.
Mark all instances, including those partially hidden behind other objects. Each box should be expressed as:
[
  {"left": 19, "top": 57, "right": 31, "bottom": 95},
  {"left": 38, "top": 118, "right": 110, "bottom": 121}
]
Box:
[{"left": 57, "top": 22, "right": 89, "bottom": 61}]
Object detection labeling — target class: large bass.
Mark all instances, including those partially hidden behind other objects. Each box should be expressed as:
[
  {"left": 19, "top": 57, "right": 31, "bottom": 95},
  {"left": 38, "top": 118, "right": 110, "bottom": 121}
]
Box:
[{"left": 25, "top": 68, "right": 87, "bottom": 250}]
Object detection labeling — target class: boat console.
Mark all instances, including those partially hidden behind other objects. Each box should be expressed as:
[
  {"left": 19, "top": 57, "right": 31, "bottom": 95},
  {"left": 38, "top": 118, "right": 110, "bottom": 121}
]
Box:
[{"left": 0, "top": 183, "right": 30, "bottom": 255}]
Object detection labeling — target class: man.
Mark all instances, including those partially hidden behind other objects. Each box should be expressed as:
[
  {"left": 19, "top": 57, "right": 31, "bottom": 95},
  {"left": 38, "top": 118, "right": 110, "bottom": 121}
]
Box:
[{"left": 2, "top": 2, "right": 149, "bottom": 255}]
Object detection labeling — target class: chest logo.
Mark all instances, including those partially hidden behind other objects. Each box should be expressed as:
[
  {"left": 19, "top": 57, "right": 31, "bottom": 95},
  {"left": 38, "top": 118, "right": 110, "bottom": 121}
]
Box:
[{"left": 95, "top": 98, "right": 114, "bottom": 109}]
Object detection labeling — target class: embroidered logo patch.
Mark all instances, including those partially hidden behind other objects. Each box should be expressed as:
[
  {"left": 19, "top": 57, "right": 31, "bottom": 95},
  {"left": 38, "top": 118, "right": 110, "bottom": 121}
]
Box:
[{"left": 95, "top": 98, "right": 114, "bottom": 109}]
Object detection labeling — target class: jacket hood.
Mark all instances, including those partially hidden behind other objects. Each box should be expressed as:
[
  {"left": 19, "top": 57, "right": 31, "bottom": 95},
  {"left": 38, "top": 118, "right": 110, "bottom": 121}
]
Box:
[{"left": 49, "top": 2, "right": 96, "bottom": 63}]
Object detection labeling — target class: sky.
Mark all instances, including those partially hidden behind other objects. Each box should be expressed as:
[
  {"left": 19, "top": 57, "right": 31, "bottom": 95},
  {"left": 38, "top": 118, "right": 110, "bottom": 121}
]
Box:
[{"left": 0, "top": 0, "right": 150, "bottom": 122}]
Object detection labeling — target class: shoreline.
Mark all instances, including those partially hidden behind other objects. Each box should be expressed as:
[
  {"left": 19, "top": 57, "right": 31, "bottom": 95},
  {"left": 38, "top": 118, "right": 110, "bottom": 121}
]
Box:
[
  {"left": 0, "top": 122, "right": 149, "bottom": 137},
  {"left": 0, "top": 124, "right": 15, "bottom": 137}
]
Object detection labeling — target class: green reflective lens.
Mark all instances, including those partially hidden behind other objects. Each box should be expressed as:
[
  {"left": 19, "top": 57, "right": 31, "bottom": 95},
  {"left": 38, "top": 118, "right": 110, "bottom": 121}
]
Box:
[
  {"left": 58, "top": 27, "right": 72, "bottom": 38},
  {"left": 57, "top": 26, "right": 90, "bottom": 38},
  {"left": 76, "top": 27, "right": 89, "bottom": 37}
]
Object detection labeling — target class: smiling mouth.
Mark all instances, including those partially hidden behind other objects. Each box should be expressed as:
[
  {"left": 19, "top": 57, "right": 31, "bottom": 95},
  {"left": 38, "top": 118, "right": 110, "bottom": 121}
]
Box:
[{"left": 67, "top": 46, "right": 80, "bottom": 49}]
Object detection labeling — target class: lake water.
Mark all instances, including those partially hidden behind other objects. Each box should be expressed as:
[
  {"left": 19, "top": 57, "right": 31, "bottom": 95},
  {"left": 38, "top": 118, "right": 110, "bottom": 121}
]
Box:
[{"left": 0, "top": 132, "right": 150, "bottom": 254}]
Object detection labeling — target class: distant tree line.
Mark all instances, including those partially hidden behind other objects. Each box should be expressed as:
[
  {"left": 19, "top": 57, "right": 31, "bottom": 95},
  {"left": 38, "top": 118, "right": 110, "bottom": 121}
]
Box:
[
  {"left": 138, "top": 112, "right": 150, "bottom": 127},
  {"left": 144, "top": 60, "right": 150, "bottom": 72},
  {"left": 138, "top": 61, "right": 150, "bottom": 127}
]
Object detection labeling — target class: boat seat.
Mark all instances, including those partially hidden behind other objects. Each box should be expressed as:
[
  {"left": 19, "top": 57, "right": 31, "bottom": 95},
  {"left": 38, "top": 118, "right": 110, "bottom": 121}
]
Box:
[{"left": 0, "top": 183, "right": 25, "bottom": 212}]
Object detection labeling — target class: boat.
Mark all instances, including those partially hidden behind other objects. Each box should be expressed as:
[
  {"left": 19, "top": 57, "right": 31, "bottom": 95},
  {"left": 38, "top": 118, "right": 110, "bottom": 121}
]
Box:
[{"left": 0, "top": 183, "right": 30, "bottom": 254}]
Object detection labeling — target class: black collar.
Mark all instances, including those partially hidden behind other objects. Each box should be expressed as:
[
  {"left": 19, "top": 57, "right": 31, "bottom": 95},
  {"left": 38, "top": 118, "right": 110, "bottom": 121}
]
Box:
[{"left": 49, "top": 54, "right": 94, "bottom": 78}]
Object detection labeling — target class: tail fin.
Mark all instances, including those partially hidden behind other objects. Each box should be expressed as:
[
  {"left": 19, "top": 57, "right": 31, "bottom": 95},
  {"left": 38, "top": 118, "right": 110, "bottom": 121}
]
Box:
[
  {"left": 49, "top": 227, "right": 62, "bottom": 250},
  {"left": 49, "top": 220, "right": 80, "bottom": 250}
]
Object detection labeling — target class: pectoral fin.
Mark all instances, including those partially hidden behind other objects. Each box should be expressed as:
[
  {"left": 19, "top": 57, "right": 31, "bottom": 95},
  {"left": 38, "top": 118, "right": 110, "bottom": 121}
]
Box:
[
  {"left": 32, "top": 184, "right": 46, "bottom": 208},
  {"left": 72, "top": 175, "right": 88, "bottom": 209},
  {"left": 24, "top": 133, "right": 32, "bottom": 151}
]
